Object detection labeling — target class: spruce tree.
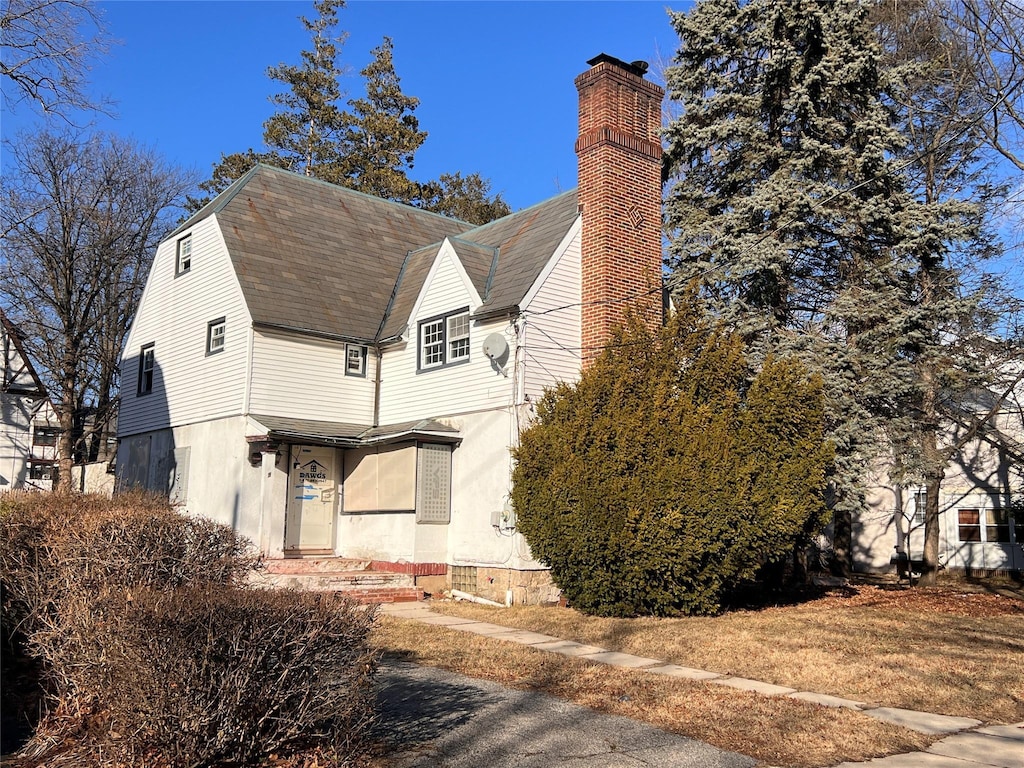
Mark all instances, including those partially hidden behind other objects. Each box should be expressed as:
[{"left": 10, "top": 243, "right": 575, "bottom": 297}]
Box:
[
  {"left": 335, "top": 36, "right": 426, "bottom": 204},
  {"left": 662, "top": 0, "right": 968, "bottom": 574}
]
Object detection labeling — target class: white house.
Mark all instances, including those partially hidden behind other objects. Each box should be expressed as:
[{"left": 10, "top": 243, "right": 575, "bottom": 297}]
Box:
[
  {"left": 1, "top": 311, "right": 59, "bottom": 491},
  {"left": 116, "top": 55, "right": 666, "bottom": 603},
  {"left": 856, "top": 374, "right": 1024, "bottom": 576}
]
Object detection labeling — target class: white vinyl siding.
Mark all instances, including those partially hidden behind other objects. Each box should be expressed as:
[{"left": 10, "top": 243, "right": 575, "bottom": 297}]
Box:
[
  {"left": 379, "top": 245, "right": 511, "bottom": 424},
  {"left": 249, "top": 329, "right": 376, "bottom": 424},
  {"left": 119, "top": 216, "right": 251, "bottom": 436},
  {"left": 521, "top": 225, "right": 582, "bottom": 399}
]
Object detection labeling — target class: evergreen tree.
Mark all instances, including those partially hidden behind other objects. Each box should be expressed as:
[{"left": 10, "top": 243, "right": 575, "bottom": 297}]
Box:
[
  {"left": 335, "top": 36, "right": 425, "bottom": 204},
  {"left": 512, "top": 300, "right": 833, "bottom": 617},
  {"left": 262, "top": 0, "right": 349, "bottom": 180},
  {"left": 662, "top": 0, "right": 967, "bottom": 574},
  {"left": 418, "top": 172, "right": 511, "bottom": 225}
]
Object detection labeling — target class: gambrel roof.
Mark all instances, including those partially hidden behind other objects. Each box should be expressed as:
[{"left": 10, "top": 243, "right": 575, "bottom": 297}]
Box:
[{"left": 173, "top": 165, "right": 579, "bottom": 344}]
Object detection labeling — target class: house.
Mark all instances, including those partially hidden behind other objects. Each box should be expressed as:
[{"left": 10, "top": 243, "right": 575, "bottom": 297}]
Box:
[
  {"left": 855, "top": 373, "right": 1024, "bottom": 576},
  {"left": 116, "top": 54, "right": 665, "bottom": 603},
  {"left": 1, "top": 310, "right": 59, "bottom": 491}
]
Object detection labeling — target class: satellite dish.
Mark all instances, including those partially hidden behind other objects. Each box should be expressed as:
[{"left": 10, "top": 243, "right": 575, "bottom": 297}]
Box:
[{"left": 482, "top": 332, "right": 509, "bottom": 361}]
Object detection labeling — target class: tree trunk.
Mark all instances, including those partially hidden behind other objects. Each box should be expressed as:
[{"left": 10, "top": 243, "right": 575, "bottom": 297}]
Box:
[{"left": 831, "top": 506, "right": 853, "bottom": 577}]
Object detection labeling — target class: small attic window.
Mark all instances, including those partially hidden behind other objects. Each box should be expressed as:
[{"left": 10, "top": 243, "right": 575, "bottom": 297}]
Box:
[{"left": 176, "top": 234, "right": 192, "bottom": 276}]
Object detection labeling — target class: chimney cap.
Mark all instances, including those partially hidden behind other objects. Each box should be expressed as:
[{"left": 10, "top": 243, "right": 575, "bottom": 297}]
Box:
[{"left": 586, "top": 53, "right": 649, "bottom": 77}]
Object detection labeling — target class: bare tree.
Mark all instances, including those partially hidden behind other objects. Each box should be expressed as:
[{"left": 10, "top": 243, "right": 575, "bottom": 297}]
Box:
[
  {"left": 1, "top": 129, "right": 195, "bottom": 487},
  {"left": 0, "top": 0, "right": 112, "bottom": 118}
]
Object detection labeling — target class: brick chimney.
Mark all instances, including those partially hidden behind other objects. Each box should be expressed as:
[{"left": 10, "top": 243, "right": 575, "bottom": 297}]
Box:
[{"left": 575, "top": 53, "right": 664, "bottom": 363}]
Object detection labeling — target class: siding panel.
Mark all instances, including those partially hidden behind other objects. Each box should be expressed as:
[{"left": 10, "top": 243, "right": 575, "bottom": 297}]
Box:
[
  {"left": 249, "top": 330, "right": 376, "bottom": 423},
  {"left": 522, "top": 228, "right": 582, "bottom": 398},
  {"left": 119, "top": 216, "right": 251, "bottom": 436},
  {"left": 380, "top": 246, "right": 513, "bottom": 424}
]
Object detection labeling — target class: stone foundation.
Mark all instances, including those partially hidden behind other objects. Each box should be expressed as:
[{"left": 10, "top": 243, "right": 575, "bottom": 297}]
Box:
[{"left": 459, "top": 566, "right": 560, "bottom": 606}]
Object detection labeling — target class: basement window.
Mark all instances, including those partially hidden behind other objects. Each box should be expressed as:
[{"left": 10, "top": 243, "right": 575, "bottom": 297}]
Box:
[{"left": 450, "top": 566, "right": 477, "bottom": 594}]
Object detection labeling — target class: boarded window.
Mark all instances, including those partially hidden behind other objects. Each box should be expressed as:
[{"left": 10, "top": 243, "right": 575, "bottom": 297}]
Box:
[
  {"left": 416, "top": 443, "right": 451, "bottom": 524},
  {"left": 342, "top": 443, "right": 416, "bottom": 513}
]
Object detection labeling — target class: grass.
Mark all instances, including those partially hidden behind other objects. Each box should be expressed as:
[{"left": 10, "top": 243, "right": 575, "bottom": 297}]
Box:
[
  {"left": 426, "top": 581, "right": 1024, "bottom": 723},
  {"left": 374, "top": 617, "right": 931, "bottom": 768},
  {"left": 371, "top": 578, "right": 1023, "bottom": 767}
]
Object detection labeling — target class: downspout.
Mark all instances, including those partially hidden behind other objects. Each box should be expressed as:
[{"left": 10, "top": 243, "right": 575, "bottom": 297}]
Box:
[{"left": 372, "top": 343, "right": 383, "bottom": 428}]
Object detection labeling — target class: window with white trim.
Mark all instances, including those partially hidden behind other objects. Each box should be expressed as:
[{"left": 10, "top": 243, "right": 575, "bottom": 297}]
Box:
[
  {"left": 958, "top": 507, "right": 1015, "bottom": 543},
  {"left": 138, "top": 344, "right": 155, "bottom": 395},
  {"left": 912, "top": 488, "right": 926, "bottom": 525},
  {"left": 206, "top": 318, "right": 225, "bottom": 355},
  {"left": 345, "top": 344, "right": 367, "bottom": 377},
  {"left": 176, "top": 234, "right": 192, "bottom": 275},
  {"left": 418, "top": 308, "right": 470, "bottom": 371}
]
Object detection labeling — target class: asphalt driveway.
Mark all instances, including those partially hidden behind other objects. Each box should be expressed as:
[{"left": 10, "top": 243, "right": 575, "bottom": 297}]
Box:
[{"left": 374, "top": 660, "right": 757, "bottom": 768}]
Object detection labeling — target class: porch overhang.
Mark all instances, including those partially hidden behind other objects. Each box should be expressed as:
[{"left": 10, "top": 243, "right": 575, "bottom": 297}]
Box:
[{"left": 247, "top": 414, "right": 462, "bottom": 449}]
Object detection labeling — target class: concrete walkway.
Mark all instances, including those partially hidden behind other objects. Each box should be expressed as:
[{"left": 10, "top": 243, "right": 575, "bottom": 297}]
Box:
[{"left": 381, "top": 602, "right": 1023, "bottom": 768}]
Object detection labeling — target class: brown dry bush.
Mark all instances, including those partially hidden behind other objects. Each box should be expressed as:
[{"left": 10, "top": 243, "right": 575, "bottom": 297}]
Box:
[{"left": 1, "top": 492, "right": 379, "bottom": 767}]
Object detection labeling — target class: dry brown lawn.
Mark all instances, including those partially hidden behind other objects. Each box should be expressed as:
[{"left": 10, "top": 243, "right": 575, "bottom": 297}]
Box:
[
  {"left": 427, "top": 582, "right": 1024, "bottom": 723},
  {"left": 371, "top": 580, "right": 1023, "bottom": 767}
]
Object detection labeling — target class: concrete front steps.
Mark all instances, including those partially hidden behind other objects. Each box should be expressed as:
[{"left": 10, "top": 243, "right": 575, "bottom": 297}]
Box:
[{"left": 253, "top": 557, "right": 424, "bottom": 604}]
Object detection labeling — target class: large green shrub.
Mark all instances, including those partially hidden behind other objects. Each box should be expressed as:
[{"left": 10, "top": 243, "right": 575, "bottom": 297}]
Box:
[
  {"left": 0, "top": 492, "right": 378, "bottom": 767},
  {"left": 512, "top": 301, "right": 834, "bottom": 616}
]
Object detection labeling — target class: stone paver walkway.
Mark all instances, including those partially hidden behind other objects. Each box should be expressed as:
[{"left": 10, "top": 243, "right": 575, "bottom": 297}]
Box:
[{"left": 382, "top": 602, "right": 1023, "bottom": 768}]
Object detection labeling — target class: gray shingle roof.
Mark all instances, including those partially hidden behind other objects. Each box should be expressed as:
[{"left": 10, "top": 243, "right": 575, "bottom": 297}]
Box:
[
  {"left": 250, "top": 414, "right": 460, "bottom": 447},
  {"left": 211, "top": 165, "right": 472, "bottom": 341},
  {"left": 184, "top": 165, "right": 578, "bottom": 344},
  {"left": 379, "top": 191, "right": 580, "bottom": 338}
]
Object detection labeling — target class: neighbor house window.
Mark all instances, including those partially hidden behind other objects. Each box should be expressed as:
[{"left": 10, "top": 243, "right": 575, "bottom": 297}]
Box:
[
  {"left": 418, "top": 308, "right": 470, "bottom": 371},
  {"left": 958, "top": 509, "right": 981, "bottom": 542},
  {"left": 986, "top": 507, "right": 1011, "bottom": 543},
  {"left": 912, "top": 488, "right": 926, "bottom": 525},
  {"left": 345, "top": 344, "right": 367, "bottom": 377},
  {"left": 137, "top": 344, "right": 155, "bottom": 395},
  {"left": 32, "top": 427, "right": 59, "bottom": 447},
  {"left": 176, "top": 234, "right": 192, "bottom": 275},
  {"left": 206, "top": 318, "right": 225, "bottom": 355}
]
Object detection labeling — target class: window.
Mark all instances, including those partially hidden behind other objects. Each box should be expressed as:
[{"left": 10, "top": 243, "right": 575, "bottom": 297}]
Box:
[
  {"left": 986, "top": 507, "right": 1011, "bottom": 543},
  {"left": 206, "top": 318, "right": 225, "bottom": 355},
  {"left": 958, "top": 509, "right": 981, "bottom": 542},
  {"left": 29, "top": 463, "right": 54, "bottom": 481},
  {"left": 345, "top": 344, "right": 367, "bottom": 377},
  {"left": 912, "top": 488, "right": 926, "bottom": 525},
  {"left": 415, "top": 443, "right": 452, "bottom": 523},
  {"left": 32, "top": 427, "right": 59, "bottom": 447},
  {"left": 418, "top": 308, "right": 470, "bottom": 371},
  {"left": 137, "top": 343, "right": 155, "bottom": 395},
  {"left": 176, "top": 234, "right": 192, "bottom": 275}
]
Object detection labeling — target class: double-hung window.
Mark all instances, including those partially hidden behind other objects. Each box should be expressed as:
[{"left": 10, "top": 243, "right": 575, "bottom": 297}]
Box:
[
  {"left": 138, "top": 344, "right": 155, "bottom": 395},
  {"left": 345, "top": 344, "right": 367, "bottom": 377},
  {"left": 206, "top": 318, "right": 225, "bottom": 355},
  {"left": 418, "top": 308, "right": 470, "bottom": 371},
  {"left": 176, "top": 234, "right": 192, "bottom": 276}
]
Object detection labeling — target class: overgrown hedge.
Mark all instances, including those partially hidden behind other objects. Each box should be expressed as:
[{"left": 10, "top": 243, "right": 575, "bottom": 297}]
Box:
[
  {"left": 0, "top": 492, "right": 378, "bottom": 767},
  {"left": 512, "top": 301, "right": 834, "bottom": 617}
]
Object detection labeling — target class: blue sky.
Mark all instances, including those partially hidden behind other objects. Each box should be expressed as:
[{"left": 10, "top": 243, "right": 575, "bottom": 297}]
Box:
[
  {"left": 2, "top": 0, "right": 687, "bottom": 211},
  {"left": 2, "top": 0, "right": 1019, "bottom": 300}
]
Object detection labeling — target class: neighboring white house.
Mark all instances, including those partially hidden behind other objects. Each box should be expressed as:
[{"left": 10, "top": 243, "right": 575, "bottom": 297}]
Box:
[
  {"left": 856, "top": 374, "right": 1024, "bottom": 576},
  {"left": 116, "top": 55, "right": 666, "bottom": 603},
  {"left": 1, "top": 311, "right": 58, "bottom": 491}
]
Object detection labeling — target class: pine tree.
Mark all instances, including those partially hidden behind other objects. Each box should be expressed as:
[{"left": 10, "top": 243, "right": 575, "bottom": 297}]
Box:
[
  {"left": 335, "top": 37, "right": 426, "bottom": 204},
  {"left": 263, "top": 0, "right": 349, "bottom": 180},
  {"left": 418, "top": 172, "right": 511, "bottom": 225},
  {"left": 662, "top": 0, "right": 969, "bottom": 574}
]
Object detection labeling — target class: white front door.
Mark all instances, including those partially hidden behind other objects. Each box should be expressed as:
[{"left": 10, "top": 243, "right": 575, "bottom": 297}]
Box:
[{"left": 285, "top": 445, "right": 337, "bottom": 552}]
